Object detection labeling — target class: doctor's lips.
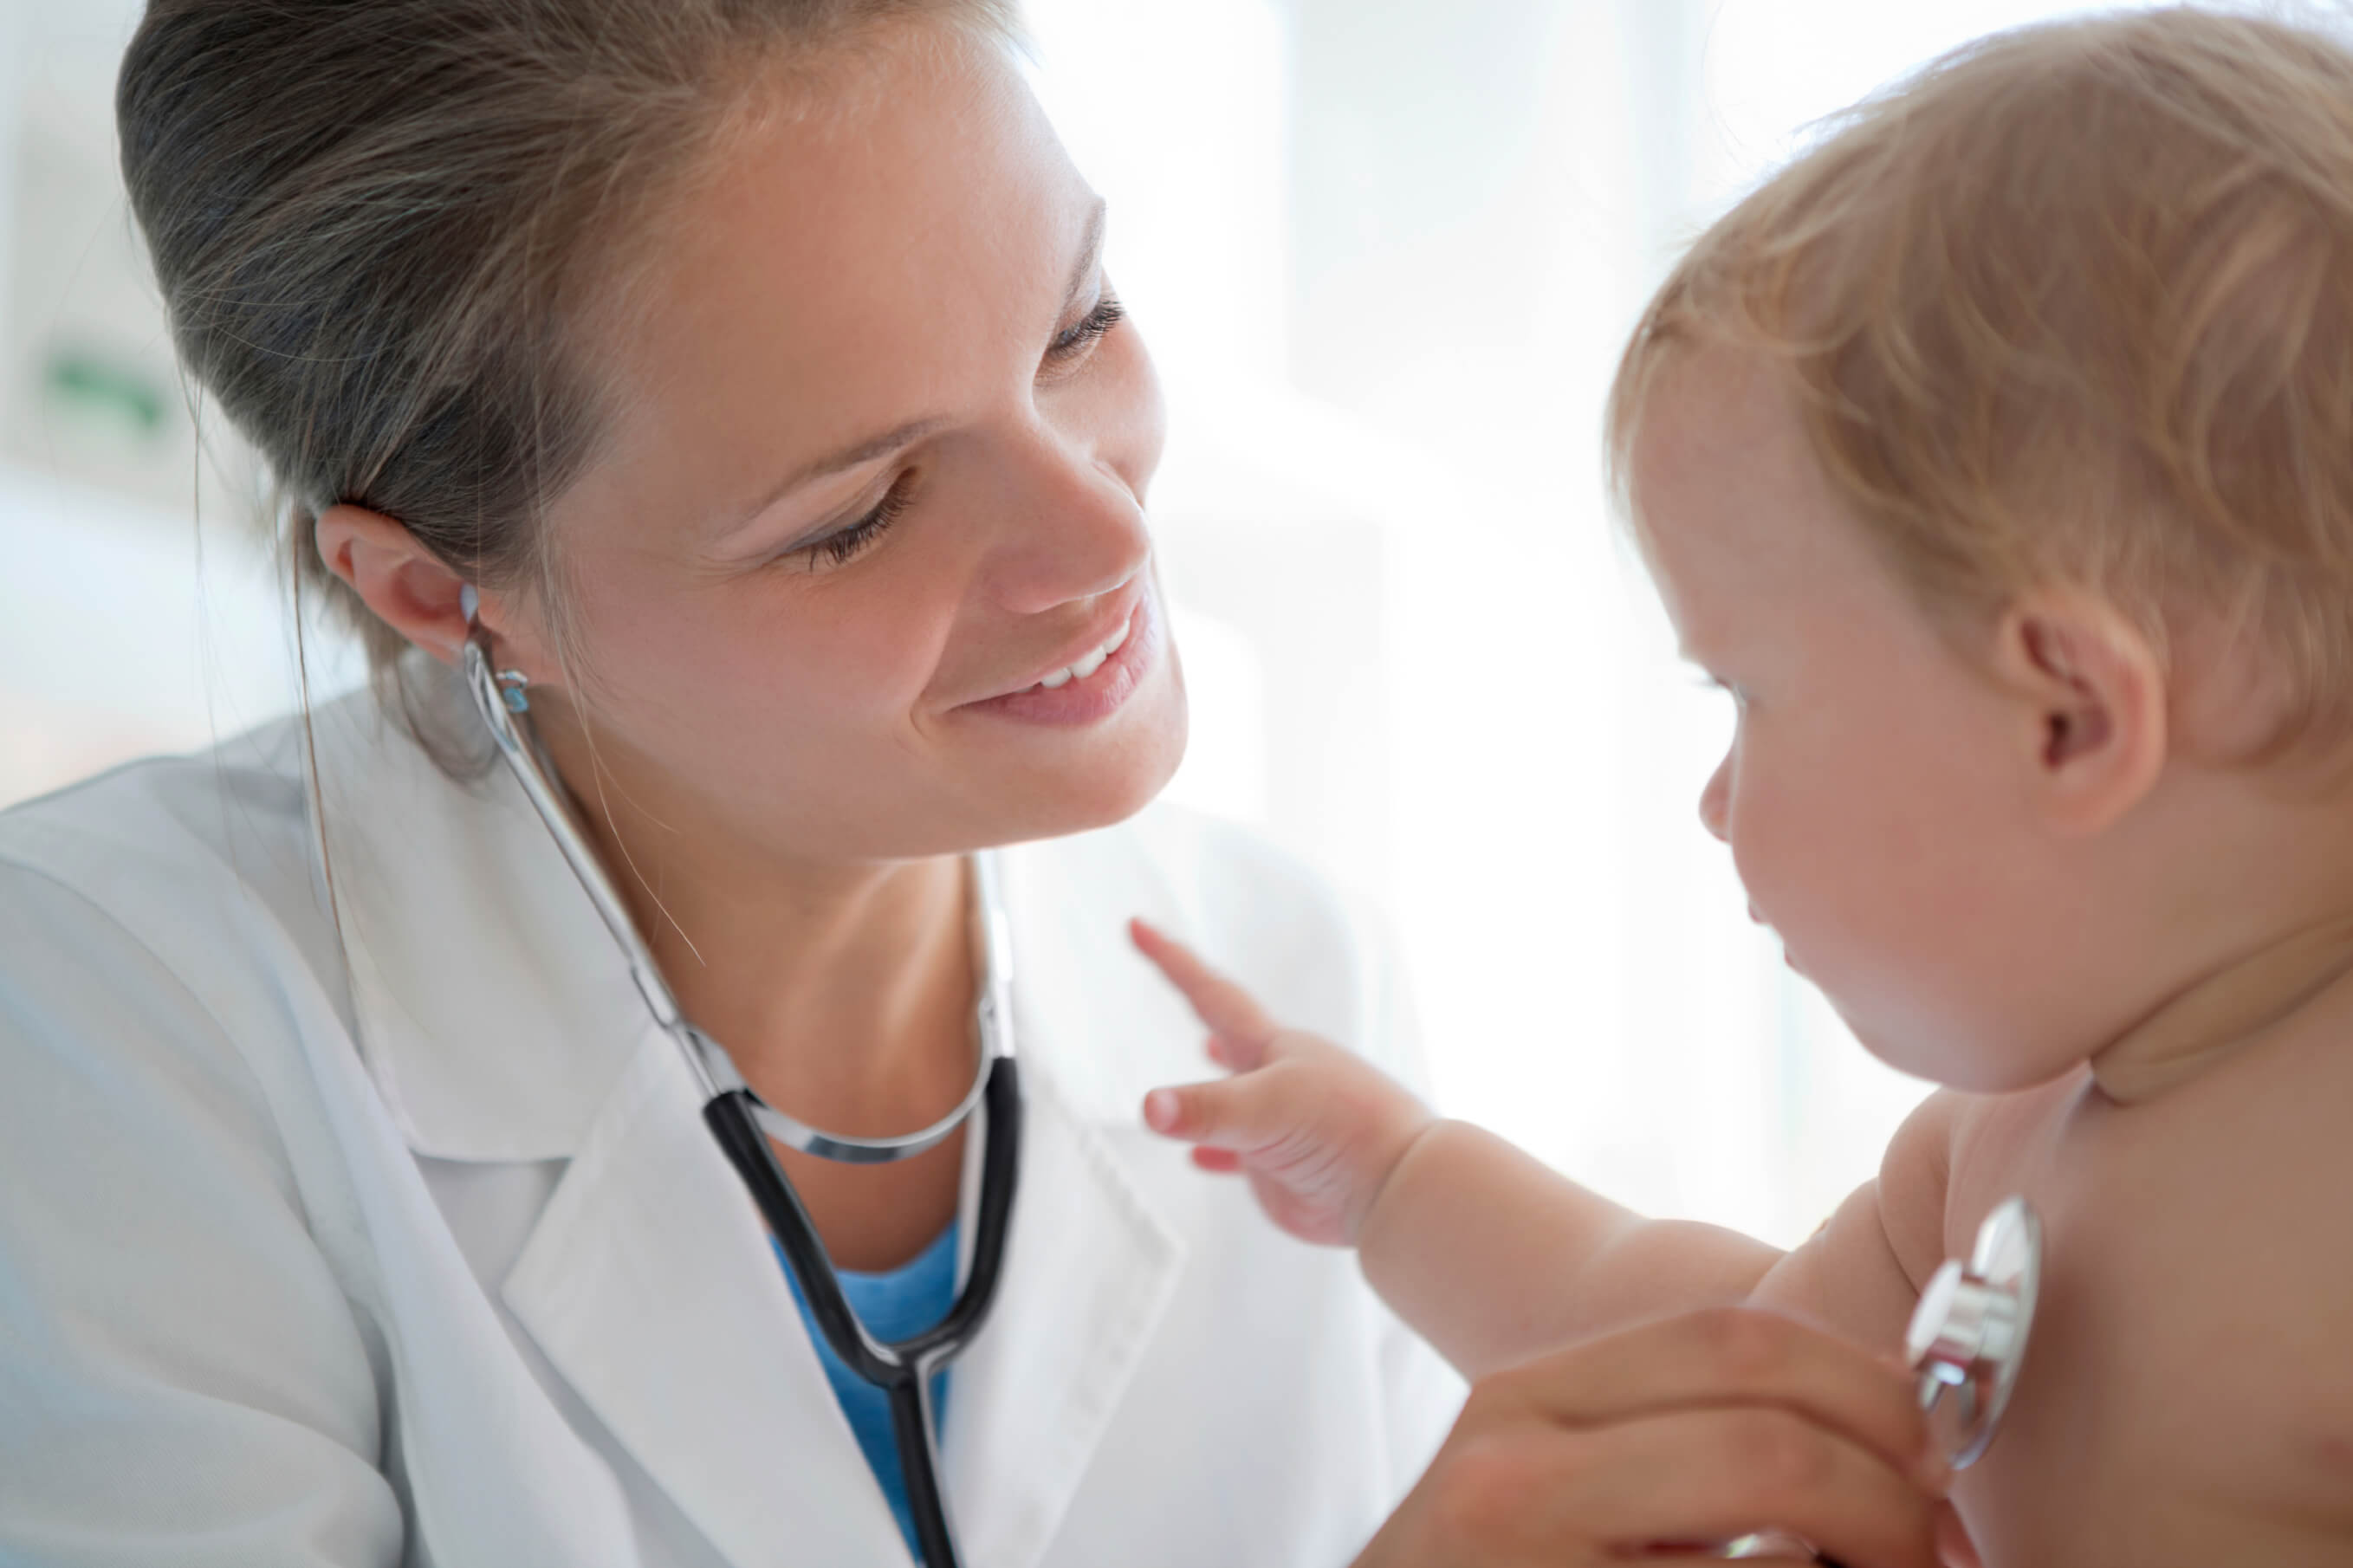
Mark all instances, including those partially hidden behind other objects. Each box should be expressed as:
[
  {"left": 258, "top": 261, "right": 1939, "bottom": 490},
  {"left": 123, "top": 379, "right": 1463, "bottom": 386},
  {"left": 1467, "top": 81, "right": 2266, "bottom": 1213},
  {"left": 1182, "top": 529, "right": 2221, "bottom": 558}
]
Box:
[{"left": 963, "top": 588, "right": 1160, "bottom": 727}]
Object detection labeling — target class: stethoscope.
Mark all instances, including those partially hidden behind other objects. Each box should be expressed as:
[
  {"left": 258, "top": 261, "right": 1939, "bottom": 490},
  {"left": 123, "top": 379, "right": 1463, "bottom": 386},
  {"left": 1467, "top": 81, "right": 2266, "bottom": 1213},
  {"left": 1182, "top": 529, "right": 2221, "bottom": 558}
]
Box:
[
  {"left": 1907, "top": 1195, "right": 2041, "bottom": 1469},
  {"left": 459, "top": 590, "right": 1016, "bottom": 1568},
  {"left": 1729, "top": 1195, "right": 2043, "bottom": 1561}
]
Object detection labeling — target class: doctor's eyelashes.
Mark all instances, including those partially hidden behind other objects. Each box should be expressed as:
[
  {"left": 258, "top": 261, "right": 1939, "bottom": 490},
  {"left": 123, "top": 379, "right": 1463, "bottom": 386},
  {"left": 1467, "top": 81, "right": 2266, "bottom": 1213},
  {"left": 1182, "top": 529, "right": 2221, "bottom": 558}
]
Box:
[
  {"left": 774, "top": 472, "right": 918, "bottom": 573},
  {"left": 1047, "top": 293, "right": 1126, "bottom": 362}
]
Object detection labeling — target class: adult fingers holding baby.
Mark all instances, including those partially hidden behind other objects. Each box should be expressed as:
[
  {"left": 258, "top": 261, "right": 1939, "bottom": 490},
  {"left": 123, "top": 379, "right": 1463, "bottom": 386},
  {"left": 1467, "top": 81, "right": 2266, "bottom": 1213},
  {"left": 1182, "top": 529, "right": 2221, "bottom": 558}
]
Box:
[{"left": 1352, "top": 1309, "right": 1946, "bottom": 1568}]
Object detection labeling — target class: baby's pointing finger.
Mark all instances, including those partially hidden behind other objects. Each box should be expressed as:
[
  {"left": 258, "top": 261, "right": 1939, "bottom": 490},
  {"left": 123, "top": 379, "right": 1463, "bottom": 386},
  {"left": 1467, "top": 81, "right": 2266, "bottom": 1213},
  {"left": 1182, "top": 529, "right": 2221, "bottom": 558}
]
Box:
[
  {"left": 1141, "top": 1074, "right": 1284, "bottom": 1151},
  {"left": 1142, "top": 1081, "right": 1219, "bottom": 1144},
  {"left": 1128, "top": 919, "right": 1280, "bottom": 1059}
]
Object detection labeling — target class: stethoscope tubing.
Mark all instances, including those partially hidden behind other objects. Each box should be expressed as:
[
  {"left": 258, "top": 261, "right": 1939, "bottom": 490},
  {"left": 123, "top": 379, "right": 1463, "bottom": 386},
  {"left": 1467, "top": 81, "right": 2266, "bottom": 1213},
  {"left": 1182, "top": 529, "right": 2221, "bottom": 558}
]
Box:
[
  {"left": 703, "top": 1059, "right": 1022, "bottom": 1568},
  {"left": 460, "top": 622, "right": 1021, "bottom": 1568}
]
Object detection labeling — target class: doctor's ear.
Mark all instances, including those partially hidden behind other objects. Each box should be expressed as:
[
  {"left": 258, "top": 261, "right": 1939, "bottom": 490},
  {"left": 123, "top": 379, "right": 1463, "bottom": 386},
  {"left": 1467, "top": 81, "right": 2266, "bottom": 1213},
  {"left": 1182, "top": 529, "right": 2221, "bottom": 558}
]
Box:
[
  {"left": 1988, "top": 588, "right": 2168, "bottom": 835},
  {"left": 316, "top": 504, "right": 515, "bottom": 669}
]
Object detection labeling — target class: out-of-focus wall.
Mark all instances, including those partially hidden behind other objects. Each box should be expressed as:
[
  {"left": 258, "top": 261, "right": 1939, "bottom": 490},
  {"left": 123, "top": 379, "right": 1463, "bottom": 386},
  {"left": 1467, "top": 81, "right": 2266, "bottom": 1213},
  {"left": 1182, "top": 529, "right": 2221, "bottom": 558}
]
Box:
[
  {"left": 8, "top": 0, "right": 227, "bottom": 517},
  {"left": 0, "top": 0, "right": 321, "bottom": 811}
]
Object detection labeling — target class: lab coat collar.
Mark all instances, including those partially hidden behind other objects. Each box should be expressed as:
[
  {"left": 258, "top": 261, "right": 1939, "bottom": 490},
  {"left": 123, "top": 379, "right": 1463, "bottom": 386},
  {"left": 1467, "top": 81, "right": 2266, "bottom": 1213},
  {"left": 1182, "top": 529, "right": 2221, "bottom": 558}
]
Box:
[
  {"left": 308, "top": 675, "right": 1209, "bottom": 1565},
  {"left": 988, "top": 807, "right": 1236, "bottom": 1129},
  {"left": 498, "top": 969, "right": 1185, "bottom": 1568},
  {"left": 307, "top": 673, "right": 646, "bottom": 1163}
]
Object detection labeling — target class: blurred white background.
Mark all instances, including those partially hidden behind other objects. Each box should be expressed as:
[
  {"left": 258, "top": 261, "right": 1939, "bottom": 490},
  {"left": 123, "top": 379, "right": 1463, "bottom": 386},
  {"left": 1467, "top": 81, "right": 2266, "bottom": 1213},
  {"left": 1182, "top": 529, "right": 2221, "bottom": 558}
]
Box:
[{"left": 0, "top": 0, "right": 2161, "bottom": 1246}]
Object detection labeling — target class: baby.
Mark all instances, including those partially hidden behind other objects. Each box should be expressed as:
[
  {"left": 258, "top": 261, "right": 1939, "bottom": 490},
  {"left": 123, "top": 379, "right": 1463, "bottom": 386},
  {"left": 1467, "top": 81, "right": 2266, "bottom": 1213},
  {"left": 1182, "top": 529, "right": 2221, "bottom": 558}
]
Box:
[{"left": 1137, "top": 10, "right": 2353, "bottom": 1566}]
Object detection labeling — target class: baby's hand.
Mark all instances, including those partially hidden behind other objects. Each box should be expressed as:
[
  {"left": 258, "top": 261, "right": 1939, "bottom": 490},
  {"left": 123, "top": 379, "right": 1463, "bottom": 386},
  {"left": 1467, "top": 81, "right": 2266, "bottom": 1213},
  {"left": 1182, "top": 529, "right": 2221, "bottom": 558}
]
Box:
[{"left": 1130, "top": 918, "right": 1435, "bottom": 1247}]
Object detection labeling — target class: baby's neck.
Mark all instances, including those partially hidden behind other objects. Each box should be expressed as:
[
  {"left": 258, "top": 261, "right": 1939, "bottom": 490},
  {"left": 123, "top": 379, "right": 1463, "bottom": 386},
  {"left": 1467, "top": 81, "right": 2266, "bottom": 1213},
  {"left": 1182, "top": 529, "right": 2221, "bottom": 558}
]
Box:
[{"left": 2089, "top": 910, "right": 2353, "bottom": 1104}]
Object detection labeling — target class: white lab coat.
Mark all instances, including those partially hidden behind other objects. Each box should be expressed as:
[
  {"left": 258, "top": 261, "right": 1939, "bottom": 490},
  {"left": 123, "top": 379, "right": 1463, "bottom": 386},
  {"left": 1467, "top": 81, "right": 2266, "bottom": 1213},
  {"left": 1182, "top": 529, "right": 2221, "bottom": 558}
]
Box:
[{"left": 0, "top": 674, "right": 1462, "bottom": 1568}]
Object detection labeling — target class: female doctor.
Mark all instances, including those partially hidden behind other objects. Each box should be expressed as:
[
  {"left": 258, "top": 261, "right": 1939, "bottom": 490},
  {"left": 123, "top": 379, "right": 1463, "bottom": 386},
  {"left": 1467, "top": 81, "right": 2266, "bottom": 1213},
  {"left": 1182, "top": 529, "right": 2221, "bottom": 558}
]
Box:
[{"left": 0, "top": 2, "right": 1946, "bottom": 1565}]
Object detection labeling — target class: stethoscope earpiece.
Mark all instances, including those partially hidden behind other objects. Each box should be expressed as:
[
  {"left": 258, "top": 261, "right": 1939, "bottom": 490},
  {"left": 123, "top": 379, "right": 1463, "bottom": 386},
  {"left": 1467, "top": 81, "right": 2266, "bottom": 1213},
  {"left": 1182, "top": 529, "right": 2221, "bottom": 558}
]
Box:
[{"left": 457, "top": 584, "right": 532, "bottom": 714}]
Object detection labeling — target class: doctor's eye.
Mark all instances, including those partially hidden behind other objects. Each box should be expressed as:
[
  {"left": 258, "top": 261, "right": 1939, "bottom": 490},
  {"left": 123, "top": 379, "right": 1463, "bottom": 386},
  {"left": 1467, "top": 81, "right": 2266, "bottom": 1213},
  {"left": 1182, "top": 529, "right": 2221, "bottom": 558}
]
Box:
[
  {"left": 1046, "top": 294, "right": 1127, "bottom": 366},
  {"left": 782, "top": 473, "right": 917, "bottom": 572}
]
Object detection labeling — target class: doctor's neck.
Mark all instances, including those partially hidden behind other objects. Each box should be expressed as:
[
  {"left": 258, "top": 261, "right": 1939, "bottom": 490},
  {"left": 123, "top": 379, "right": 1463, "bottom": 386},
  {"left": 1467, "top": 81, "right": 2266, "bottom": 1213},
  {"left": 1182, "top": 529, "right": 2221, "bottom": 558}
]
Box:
[
  {"left": 531, "top": 705, "right": 982, "bottom": 1145},
  {"left": 559, "top": 720, "right": 983, "bottom": 1277}
]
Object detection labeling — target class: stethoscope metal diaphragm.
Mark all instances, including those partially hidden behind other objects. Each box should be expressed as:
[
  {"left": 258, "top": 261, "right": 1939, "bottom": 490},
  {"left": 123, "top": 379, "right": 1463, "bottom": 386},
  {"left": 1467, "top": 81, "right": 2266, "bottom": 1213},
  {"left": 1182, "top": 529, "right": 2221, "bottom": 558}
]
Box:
[
  {"left": 1906, "top": 1195, "right": 2042, "bottom": 1469},
  {"left": 1723, "top": 1195, "right": 2042, "bottom": 1561}
]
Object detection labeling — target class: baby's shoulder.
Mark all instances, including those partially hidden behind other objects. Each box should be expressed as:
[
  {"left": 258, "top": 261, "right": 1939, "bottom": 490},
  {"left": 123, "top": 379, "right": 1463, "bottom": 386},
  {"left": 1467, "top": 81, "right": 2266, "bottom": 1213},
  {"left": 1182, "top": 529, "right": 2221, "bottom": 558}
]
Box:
[{"left": 1871, "top": 1078, "right": 2082, "bottom": 1278}]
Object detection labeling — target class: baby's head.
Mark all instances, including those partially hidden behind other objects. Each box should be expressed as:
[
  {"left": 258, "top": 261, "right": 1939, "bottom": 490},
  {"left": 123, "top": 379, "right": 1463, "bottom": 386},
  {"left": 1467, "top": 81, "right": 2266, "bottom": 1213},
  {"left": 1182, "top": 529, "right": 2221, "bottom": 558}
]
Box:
[{"left": 1610, "top": 8, "right": 2353, "bottom": 1092}]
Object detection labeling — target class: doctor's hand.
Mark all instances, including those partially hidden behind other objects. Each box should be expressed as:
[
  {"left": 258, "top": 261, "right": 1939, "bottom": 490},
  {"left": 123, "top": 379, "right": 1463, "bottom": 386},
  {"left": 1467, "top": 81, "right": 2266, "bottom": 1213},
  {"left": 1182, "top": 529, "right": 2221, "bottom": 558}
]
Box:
[
  {"left": 1130, "top": 919, "right": 1435, "bottom": 1246},
  {"left": 1355, "top": 1308, "right": 1948, "bottom": 1568}
]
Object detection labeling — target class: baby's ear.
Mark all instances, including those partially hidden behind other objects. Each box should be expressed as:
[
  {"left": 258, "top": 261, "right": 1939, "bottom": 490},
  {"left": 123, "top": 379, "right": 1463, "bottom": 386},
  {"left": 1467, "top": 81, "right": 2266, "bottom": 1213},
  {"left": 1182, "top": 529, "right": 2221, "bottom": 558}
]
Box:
[{"left": 1990, "top": 589, "right": 2167, "bottom": 835}]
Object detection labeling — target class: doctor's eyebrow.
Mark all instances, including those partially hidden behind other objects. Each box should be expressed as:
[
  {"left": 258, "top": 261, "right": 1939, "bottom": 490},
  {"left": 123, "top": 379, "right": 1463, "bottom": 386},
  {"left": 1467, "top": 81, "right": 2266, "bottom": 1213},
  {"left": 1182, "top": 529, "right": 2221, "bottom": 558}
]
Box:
[{"left": 710, "top": 198, "right": 1112, "bottom": 544}]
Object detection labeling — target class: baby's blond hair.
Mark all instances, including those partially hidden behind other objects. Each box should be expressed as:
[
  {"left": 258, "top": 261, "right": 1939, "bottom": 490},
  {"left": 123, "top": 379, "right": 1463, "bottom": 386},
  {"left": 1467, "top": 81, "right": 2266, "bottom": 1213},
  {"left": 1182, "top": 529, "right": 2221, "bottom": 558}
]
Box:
[{"left": 1610, "top": 6, "right": 2353, "bottom": 756}]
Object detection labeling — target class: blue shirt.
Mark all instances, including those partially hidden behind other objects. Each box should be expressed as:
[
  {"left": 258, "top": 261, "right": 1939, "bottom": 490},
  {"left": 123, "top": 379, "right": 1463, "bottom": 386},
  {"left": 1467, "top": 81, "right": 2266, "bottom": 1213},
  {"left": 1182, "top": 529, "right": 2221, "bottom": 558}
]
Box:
[{"left": 775, "top": 1226, "right": 959, "bottom": 1563}]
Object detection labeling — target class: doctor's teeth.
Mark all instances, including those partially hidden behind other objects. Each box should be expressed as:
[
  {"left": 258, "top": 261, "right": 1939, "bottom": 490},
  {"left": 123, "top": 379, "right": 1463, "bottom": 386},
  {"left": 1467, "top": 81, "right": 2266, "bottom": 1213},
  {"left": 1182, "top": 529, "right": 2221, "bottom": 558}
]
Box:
[{"left": 1027, "top": 615, "right": 1136, "bottom": 694}]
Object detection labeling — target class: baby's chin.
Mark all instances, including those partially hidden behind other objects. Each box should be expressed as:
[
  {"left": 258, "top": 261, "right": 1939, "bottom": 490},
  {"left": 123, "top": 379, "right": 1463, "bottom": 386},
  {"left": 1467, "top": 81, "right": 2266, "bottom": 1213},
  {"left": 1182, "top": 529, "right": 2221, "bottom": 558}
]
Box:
[{"left": 1836, "top": 1002, "right": 2086, "bottom": 1095}]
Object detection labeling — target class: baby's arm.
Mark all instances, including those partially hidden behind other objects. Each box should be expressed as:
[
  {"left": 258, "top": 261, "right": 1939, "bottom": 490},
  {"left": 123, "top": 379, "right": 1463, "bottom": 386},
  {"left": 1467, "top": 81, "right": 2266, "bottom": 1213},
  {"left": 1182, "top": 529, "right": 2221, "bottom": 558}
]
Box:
[
  {"left": 1132, "top": 922, "right": 1780, "bottom": 1380},
  {"left": 1357, "top": 1119, "right": 1785, "bottom": 1380},
  {"left": 1748, "top": 1092, "right": 1960, "bottom": 1353}
]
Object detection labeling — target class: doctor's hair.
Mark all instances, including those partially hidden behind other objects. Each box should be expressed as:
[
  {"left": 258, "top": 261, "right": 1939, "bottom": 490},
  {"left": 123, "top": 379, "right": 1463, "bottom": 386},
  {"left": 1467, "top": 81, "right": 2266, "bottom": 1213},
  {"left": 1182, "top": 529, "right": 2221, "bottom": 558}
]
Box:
[
  {"left": 116, "top": 0, "right": 1021, "bottom": 768},
  {"left": 1607, "top": 4, "right": 2353, "bottom": 762}
]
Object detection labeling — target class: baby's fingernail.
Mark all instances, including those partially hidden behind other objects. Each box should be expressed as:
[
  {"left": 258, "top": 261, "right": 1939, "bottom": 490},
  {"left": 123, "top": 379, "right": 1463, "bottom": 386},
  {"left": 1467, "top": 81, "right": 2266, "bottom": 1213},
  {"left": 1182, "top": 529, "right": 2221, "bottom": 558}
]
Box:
[{"left": 1144, "top": 1089, "right": 1181, "bottom": 1133}]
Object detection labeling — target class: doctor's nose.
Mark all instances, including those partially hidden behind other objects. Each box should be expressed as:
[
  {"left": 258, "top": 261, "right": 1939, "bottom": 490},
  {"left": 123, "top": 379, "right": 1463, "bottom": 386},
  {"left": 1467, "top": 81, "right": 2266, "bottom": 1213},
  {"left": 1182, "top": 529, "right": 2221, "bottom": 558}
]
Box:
[
  {"left": 1698, "top": 754, "right": 1732, "bottom": 844},
  {"left": 982, "top": 426, "right": 1154, "bottom": 616}
]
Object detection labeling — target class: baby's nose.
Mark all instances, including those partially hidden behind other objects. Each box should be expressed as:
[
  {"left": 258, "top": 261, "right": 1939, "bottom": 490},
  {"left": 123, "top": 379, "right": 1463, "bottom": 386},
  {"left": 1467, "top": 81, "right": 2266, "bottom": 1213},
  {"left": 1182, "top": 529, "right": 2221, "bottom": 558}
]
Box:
[{"left": 1697, "top": 755, "right": 1732, "bottom": 843}]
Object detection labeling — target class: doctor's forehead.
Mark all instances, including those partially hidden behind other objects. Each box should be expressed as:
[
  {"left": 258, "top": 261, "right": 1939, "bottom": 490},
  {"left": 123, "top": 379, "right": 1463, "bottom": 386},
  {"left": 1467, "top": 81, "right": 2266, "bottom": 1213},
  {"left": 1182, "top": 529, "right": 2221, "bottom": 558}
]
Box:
[{"left": 584, "top": 33, "right": 1092, "bottom": 486}]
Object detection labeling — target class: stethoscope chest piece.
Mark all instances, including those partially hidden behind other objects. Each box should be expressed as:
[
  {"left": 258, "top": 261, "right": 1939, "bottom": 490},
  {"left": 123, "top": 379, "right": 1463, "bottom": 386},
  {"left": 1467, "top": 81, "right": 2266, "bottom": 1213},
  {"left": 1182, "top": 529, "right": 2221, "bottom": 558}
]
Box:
[
  {"left": 1715, "top": 1195, "right": 2045, "bottom": 1562},
  {"left": 1905, "top": 1195, "right": 2042, "bottom": 1468}
]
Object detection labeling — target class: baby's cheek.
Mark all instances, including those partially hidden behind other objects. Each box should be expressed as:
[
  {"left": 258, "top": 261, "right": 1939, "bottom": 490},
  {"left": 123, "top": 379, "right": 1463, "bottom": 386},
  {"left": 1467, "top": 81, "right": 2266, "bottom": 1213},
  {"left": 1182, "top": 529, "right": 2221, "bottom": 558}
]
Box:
[
  {"left": 1727, "top": 781, "right": 1832, "bottom": 923},
  {"left": 1736, "top": 809, "right": 1912, "bottom": 1009}
]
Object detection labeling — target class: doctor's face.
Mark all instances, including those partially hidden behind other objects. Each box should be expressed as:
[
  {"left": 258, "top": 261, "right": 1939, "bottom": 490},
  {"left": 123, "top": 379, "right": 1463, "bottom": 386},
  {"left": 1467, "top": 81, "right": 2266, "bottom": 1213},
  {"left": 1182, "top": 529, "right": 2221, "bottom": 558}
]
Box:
[{"left": 515, "top": 25, "right": 1185, "bottom": 866}]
